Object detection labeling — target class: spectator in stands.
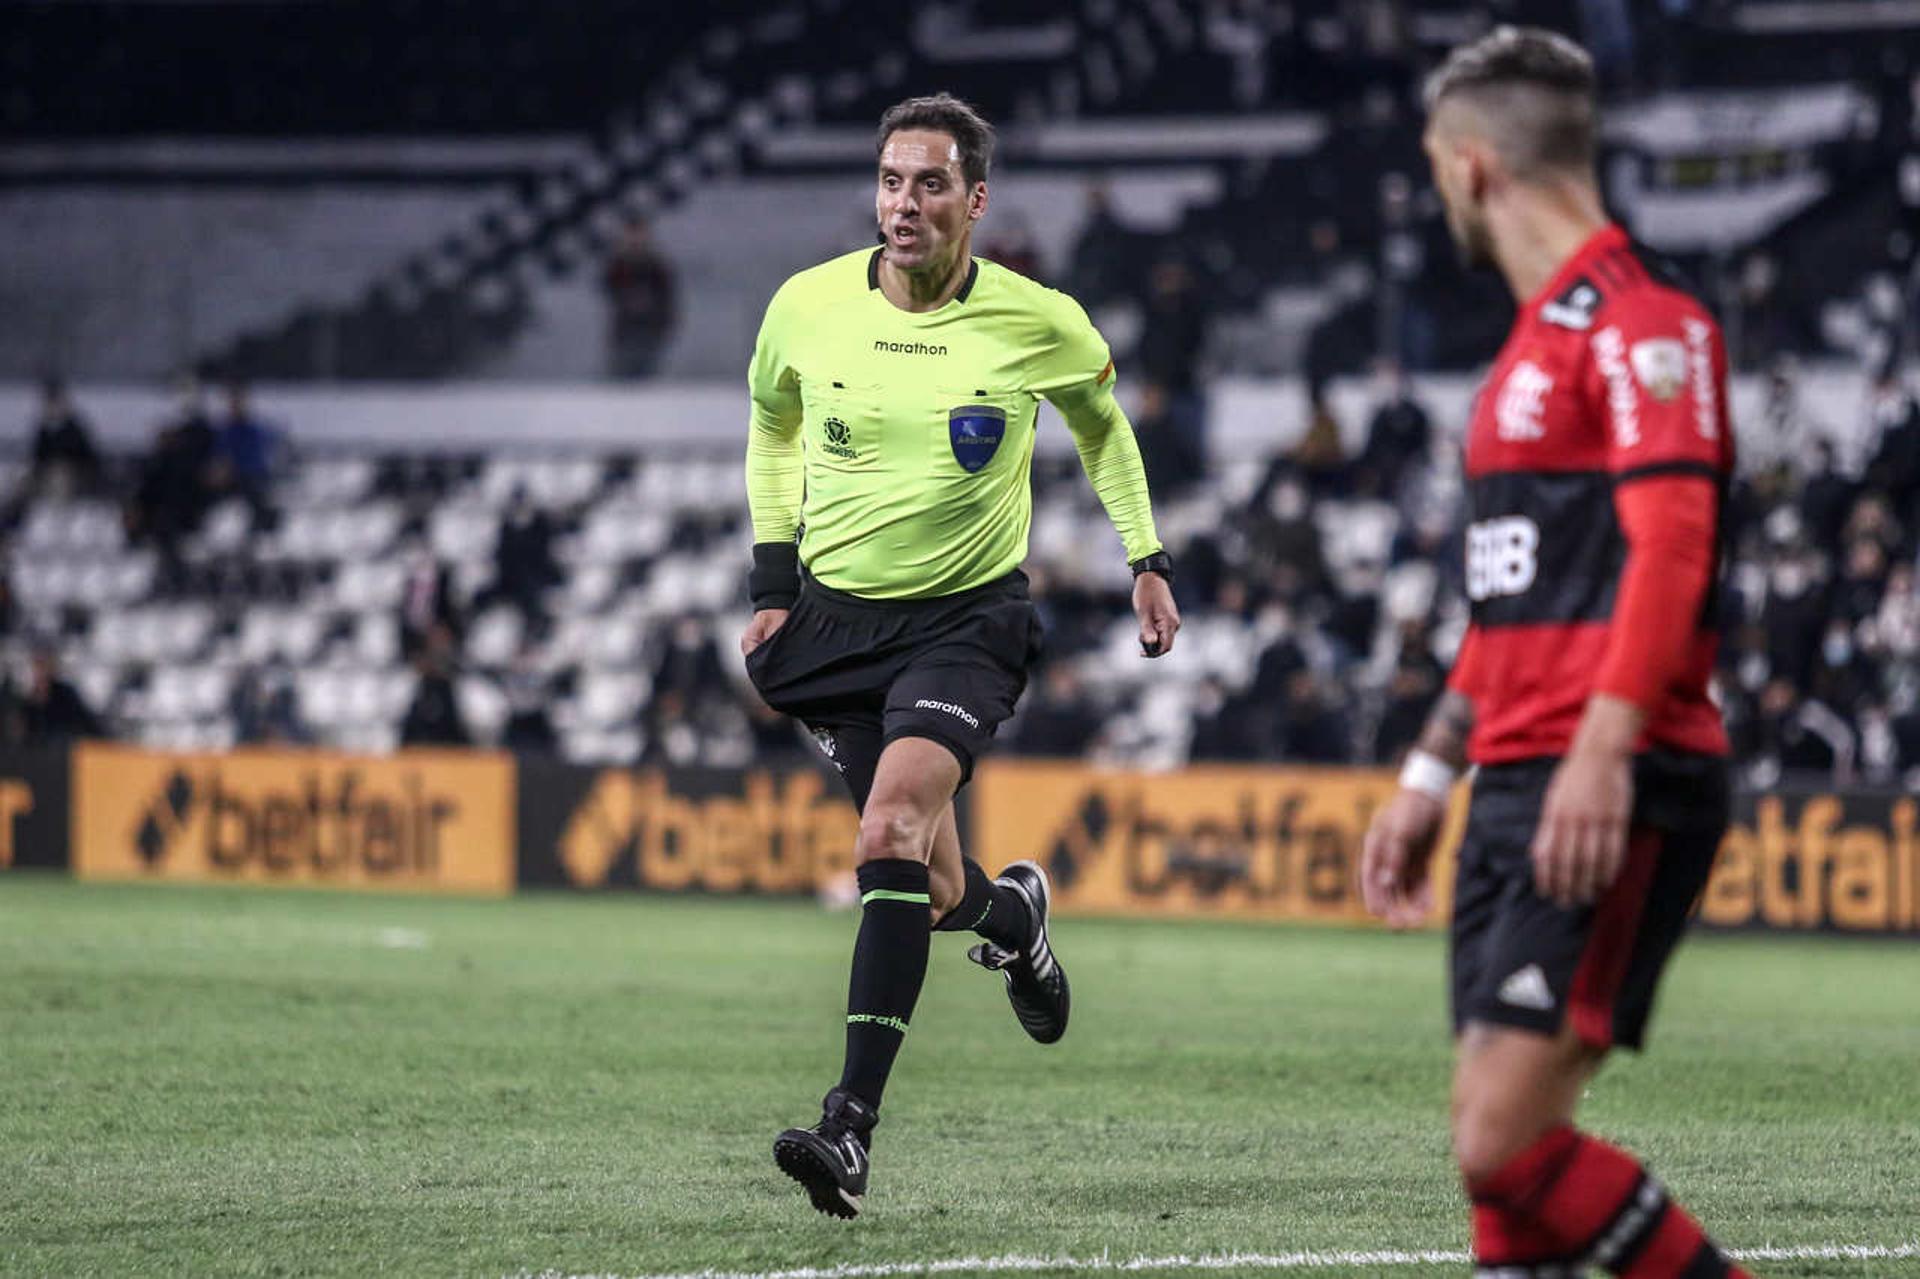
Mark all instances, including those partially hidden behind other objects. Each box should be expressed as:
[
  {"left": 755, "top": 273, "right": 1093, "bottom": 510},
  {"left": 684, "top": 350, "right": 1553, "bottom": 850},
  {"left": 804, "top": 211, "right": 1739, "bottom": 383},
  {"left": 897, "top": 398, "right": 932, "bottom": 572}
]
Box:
[
  {"left": 1134, "top": 257, "right": 1212, "bottom": 490},
  {"left": 212, "top": 380, "right": 281, "bottom": 518},
  {"left": 398, "top": 540, "right": 462, "bottom": 659},
  {"left": 1133, "top": 382, "right": 1206, "bottom": 498},
  {"left": 640, "top": 688, "right": 700, "bottom": 766},
  {"left": 1270, "top": 669, "right": 1350, "bottom": 764},
  {"left": 400, "top": 632, "right": 471, "bottom": 747},
  {"left": 1798, "top": 439, "right": 1857, "bottom": 551},
  {"left": 601, "top": 216, "right": 678, "bottom": 380},
  {"left": 1245, "top": 473, "right": 1329, "bottom": 603},
  {"left": 1865, "top": 366, "right": 1920, "bottom": 505},
  {"left": 1293, "top": 393, "right": 1353, "bottom": 497},
  {"left": 230, "top": 665, "right": 309, "bottom": 746},
  {"left": 1753, "top": 677, "right": 1856, "bottom": 783},
  {"left": 489, "top": 487, "right": 560, "bottom": 623},
  {"left": 128, "top": 374, "right": 218, "bottom": 557},
  {"left": 499, "top": 643, "right": 557, "bottom": 755},
  {"left": 1, "top": 647, "right": 102, "bottom": 746},
  {"left": 1834, "top": 538, "right": 1892, "bottom": 630},
  {"left": 1010, "top": 664, "right": 1104, "bottom": 757},
  {"left": 1868, "top": 563, "right": 1920, "bottom": 665},
  {"left": 1762, "top": 543, "right": 1829, "bottom": 691},
  {"left": 982, "top": 210, "right": 1044, "bottom": 282},
  {"left": 1189, "top": 675, "right": 1265, "bottom": 761},
  {"left": 1064, "top": 180, "right": 1133, "bottom": 308},
  {"left": 28, "top": 377, "right": 101, "bottom": 498},
  {"left": 1356, "top": 359, "right": 1432, "bottom": 498},
  {"left": 1371, "top": 622, "right": 1444, "bottom": 762}
]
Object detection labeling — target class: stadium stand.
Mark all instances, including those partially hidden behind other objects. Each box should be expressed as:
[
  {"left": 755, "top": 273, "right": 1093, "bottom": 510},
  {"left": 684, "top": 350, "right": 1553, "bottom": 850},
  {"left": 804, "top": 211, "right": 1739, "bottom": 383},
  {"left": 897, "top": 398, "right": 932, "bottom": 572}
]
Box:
[
  {"left": 4, "top": 362, "right": 1917, "bottom": 787},
  {"left": 1, "top": 0, "right": 1915, "bottom": 787}
]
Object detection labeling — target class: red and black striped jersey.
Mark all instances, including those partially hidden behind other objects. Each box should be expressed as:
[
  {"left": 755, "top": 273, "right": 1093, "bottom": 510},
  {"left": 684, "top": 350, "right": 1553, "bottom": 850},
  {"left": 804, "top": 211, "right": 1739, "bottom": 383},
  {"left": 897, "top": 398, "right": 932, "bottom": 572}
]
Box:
[{"left": 1449, "top": 224, "right": 1733, "bottom": 765}]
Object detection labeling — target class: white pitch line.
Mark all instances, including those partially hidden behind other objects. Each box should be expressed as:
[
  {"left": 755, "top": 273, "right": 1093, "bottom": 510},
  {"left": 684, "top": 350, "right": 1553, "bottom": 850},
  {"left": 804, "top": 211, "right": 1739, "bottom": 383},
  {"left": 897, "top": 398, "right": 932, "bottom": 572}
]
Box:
[{"left": 516, "top": 1239, "right": 1920, "bottom": 1279}]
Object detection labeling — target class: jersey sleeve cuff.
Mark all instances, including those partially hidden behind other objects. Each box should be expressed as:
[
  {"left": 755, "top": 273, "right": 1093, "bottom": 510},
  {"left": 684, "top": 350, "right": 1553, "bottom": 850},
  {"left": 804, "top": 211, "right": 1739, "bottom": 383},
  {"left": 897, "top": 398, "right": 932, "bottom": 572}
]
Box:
[{"left": 748, "top": 542, "right": 801, "bottom": 611}]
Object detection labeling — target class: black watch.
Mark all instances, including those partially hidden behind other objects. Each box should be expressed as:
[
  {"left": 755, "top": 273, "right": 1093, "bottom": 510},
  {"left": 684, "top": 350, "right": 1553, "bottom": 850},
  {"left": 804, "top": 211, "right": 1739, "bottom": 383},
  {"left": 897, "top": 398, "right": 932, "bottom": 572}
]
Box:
[{"left": 1130, "top": 550, "right": 1174, "bottom": 585}]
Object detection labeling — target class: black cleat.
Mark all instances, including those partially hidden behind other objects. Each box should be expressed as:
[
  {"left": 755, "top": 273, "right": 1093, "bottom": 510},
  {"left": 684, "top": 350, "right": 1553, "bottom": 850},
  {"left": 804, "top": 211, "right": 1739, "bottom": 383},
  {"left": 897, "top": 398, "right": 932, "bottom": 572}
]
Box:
[
  {"left": 773, "top": 1088, "right": 877, "bottom": 1219},
  {"left": 968, "top": 859, "right": 1071, "bottom": 1044}
]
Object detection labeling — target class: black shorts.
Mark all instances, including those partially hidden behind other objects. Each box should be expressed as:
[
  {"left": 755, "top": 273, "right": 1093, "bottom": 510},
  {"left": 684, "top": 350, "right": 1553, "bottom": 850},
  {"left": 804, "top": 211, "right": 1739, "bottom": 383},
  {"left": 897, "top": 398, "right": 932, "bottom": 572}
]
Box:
[
  {"left": 743, "top": 570, "right": 1043, "bottom": 811},
  {"left": 1450, "top": 750, "right": 1731, "bottom": 1052}
]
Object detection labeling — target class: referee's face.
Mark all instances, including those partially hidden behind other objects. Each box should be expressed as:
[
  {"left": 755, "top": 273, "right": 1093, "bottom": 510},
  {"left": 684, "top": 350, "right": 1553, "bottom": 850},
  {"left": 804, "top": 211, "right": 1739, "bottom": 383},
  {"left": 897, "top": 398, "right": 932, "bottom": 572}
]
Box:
[{"left": 876, "top": 129, "right": 985, "bottom": 275}]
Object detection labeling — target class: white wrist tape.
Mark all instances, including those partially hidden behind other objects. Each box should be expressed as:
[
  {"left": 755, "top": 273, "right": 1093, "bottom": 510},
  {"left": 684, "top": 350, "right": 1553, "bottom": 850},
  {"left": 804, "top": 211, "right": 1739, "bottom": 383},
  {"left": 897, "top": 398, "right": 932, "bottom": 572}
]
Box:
[{"left": 1398, "top": 750, "right": 1460, "bottom": 800}]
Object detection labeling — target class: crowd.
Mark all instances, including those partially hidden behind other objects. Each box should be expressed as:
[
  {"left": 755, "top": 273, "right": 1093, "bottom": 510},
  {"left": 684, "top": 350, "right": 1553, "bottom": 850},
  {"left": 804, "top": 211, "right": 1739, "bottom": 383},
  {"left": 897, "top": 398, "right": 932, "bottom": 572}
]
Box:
[{"left": 4, "top": 362, "right": 1917, "bottom": 789}]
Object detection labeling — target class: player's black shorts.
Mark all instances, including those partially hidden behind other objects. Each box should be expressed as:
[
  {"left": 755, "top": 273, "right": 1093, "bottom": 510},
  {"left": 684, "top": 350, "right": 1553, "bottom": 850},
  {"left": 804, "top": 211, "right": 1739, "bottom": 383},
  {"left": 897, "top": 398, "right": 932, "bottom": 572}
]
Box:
[
  {"left": 743, "top": 569, "right": 1042, "bottom": 811},
  {"left": 1450, "top": 749, "right": 1730, "bottom": 1052}
]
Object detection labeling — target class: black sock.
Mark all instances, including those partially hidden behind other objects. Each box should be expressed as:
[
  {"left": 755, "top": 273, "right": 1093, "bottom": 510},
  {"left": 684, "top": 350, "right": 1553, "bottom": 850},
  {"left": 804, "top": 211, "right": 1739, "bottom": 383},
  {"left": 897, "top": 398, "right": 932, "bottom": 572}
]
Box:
[
  {"left": 838, "top": 859, "right": 932, "bottom": 1111},
  {"left": 932, "top": 858, "right": 1031, "bottom": 950}
]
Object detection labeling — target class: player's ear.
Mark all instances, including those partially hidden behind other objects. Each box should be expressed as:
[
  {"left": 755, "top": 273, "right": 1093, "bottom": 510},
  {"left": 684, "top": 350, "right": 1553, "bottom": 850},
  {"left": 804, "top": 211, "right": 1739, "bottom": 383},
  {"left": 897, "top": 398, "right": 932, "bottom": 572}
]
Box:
[
  {"left": 968, "top": 181, "right": 989, "bottom": 222},
  {"left": 1461, "top": 142, "right": 1493, "bottom": 207}
]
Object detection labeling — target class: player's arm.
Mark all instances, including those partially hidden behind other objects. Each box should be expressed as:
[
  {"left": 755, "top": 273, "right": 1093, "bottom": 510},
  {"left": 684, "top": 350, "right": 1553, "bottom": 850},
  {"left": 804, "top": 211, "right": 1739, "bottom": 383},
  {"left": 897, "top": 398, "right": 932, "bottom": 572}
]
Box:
[
  {"left": 1531, "top": 306, "right": 1725, "bottom": 906},
  {"left": 1362, "top": 632, "right": 1478, "bottom": 928},
  {"left": 742, "top": 290, "right": 805, "bottom": 656},
  {"left": 1037, "top": 291, "right": 1179, "bottom": 657}
]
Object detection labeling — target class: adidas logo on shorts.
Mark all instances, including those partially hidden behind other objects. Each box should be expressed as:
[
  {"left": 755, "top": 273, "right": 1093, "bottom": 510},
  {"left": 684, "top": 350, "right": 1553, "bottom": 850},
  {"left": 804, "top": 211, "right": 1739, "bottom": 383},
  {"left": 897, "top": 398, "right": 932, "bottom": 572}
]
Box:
[{"left": 1497, "top": 963, "right": 1555, "bottom": 1011}]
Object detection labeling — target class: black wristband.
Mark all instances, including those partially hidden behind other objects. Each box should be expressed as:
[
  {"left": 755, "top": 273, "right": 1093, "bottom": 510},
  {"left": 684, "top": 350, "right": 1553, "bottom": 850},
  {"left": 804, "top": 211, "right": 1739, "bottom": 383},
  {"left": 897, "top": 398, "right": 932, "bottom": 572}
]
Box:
[
  {"left": 748, "top": 542, "right": 801, "bottom": 611},
  {"left": 1130, "top": 550, "right": 1174, "bottom": 586}
]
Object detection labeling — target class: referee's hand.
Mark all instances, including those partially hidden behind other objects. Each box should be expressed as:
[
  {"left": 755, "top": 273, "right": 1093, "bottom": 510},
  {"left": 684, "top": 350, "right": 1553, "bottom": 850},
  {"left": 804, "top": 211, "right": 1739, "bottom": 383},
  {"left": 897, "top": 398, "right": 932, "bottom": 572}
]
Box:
[
  {"left": 1132, "top": 572, "right": 1180, "bottom": 658},
  {"left": 740, "top": 608, "right": 790, "bottom": 658}
]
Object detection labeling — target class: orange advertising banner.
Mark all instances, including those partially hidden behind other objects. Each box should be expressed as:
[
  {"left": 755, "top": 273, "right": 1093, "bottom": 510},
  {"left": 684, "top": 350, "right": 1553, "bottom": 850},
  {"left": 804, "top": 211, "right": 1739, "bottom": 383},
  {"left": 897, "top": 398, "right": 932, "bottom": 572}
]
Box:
[
  {"left": 72, "top": 743, "right": 515, "bottom": 895},
  {"left": 971, "top": 761, "right": 1468, "bottom": 926}
]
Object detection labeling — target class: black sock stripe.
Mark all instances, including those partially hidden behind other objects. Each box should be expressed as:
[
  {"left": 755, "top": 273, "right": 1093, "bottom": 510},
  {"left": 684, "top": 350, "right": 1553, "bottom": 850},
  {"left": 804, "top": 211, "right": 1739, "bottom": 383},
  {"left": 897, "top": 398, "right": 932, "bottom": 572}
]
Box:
[
  {"left": 1588, "top": 1174, "right": 1670, "bottom": 1271},
  {"left": 1473, "top": 1264, "right": 1585, "bottom": 1278},
  {"left": 1679, "top": 1240, "right": 1733, "bottom": 1279}
]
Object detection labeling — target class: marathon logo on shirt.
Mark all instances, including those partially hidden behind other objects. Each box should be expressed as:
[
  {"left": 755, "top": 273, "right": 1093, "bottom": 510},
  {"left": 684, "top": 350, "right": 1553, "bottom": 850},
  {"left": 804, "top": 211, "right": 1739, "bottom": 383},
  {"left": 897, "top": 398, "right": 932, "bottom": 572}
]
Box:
[
  {"left": 874, "top": 339, "right": 948, "bottom": 356},
  {"left": 914, "top": 698, "right": 981, "bottom": 729}
]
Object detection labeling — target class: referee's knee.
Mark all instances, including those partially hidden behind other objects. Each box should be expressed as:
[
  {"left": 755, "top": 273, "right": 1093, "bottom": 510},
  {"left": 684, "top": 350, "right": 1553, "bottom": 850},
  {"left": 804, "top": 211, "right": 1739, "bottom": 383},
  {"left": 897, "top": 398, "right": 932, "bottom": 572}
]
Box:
[{"left": 855, "top": 803, "right": 935, "bottom": 865}]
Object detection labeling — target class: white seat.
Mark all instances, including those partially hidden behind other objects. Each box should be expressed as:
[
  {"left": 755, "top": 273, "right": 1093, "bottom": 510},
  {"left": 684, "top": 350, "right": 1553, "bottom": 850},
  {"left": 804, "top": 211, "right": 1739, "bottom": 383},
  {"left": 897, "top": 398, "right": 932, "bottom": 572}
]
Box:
[
  {"left": 464, "top": 606, "right": 524, "bottom": 668},
  {"left": 456, "top": 676, "right": 509, "bottom": 741}
]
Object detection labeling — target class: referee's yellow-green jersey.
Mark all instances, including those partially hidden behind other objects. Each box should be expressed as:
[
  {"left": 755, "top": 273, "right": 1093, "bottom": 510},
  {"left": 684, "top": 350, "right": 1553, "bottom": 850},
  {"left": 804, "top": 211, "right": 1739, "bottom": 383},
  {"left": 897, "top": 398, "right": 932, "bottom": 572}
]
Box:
[{"left": 746, "top": 247, "right": 1162, "bottom": 600}]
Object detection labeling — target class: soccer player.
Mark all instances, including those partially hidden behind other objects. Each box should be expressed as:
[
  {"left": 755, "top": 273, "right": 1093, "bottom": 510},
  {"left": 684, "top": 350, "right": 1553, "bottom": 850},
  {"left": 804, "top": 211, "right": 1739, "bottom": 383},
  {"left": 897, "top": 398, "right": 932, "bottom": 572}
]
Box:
[
  {"left": 742, "top": 93, "right": 1178, "bottom": 1218},
  {"left": 1360, "top": 29, "right": 1754, "bottom": 1279}
]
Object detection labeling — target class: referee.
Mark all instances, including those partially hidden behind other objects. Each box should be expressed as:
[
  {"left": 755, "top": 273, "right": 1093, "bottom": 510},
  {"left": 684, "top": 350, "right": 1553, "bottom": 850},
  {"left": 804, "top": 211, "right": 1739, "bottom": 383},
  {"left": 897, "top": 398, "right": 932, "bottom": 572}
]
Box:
[{"left": 744, "top": 93, "right": 1178, "bottom": 1218}]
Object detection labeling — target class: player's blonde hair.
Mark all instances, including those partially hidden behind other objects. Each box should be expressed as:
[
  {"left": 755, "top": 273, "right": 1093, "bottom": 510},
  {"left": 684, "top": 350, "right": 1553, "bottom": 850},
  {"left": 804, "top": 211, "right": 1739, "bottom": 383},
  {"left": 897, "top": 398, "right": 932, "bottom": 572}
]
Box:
[{"left": 1423, "top": 26, "right": 1598, "bottom": 178}]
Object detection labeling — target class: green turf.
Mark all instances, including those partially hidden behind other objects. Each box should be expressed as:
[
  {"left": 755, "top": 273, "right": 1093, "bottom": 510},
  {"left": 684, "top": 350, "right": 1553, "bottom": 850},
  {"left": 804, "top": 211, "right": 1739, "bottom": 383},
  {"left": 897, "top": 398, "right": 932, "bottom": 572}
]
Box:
[{"left": 0, "top": 875, "right": 1914, "bottom": 1279}]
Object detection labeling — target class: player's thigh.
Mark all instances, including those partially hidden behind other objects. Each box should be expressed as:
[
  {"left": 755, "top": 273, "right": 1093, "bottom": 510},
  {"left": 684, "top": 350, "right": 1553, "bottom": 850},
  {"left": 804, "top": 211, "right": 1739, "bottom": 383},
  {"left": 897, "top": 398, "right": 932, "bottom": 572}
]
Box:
[
  {"left": 883, "top": 600, "right": 1039, "bottom": 784},
  {"left": 1450, "top": 765, "right": 1553, "bottom": 1039},
  {"left": 1589, "top": 819, "right": 1726, "bottom": 1052},
  {"left": 854, "top": 736, "right": 964, "bottom": 864},
  {"left": 805, "top": 716, "right": 884, "bottom": 813},
  {"left": 1602, "top": 754, "right": 1732, "bottom": 1050}
]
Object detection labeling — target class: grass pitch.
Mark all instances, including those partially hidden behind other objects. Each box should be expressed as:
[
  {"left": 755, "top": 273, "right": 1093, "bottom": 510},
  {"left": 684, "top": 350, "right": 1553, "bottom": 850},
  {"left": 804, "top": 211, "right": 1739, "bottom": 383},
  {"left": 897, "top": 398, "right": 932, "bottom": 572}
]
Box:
[{"left": 1, "top": 875, "right": 1915, "bottom": 1279}]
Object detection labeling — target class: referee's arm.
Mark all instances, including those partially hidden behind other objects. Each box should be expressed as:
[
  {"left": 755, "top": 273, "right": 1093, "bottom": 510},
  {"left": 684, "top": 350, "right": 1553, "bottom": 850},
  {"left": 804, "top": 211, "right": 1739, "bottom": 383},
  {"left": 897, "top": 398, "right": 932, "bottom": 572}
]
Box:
[
  {"left": 1044, "top": 373, "right": 1179, "bottom": 657},
  {"left": 1044, "top": 372, "right": 1160, "bottom": 564},
  {"left": 743, "top": 303, "right": 805, "bottom": 649}
]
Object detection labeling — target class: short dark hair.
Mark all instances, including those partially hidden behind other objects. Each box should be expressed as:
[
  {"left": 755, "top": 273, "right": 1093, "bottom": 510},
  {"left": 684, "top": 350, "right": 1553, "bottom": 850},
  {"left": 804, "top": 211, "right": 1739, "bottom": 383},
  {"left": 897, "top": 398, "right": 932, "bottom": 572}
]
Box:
[
  {"left": 876, "top": 93, "right": 995, "bottom": 188},
  {"left": 1423, "top": 26, "right": 1597, "bottom": 175}
]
